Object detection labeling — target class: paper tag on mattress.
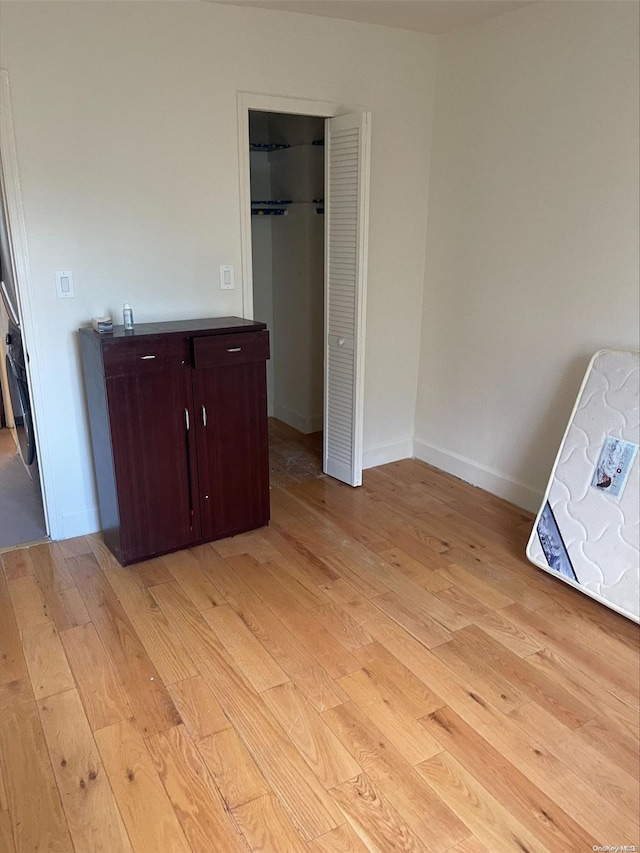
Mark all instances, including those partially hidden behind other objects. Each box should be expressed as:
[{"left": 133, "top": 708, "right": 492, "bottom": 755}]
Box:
[
  {"left": 590, "top": 436, "right": 638, "bottom": 498},
  {"left": 536, "top": 502, "right": 578, "bottom": 581}
]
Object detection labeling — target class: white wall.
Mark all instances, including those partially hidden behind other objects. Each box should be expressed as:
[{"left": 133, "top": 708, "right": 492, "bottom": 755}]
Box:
[
  {"left": 0, "top": 1, "right": 436, "bottom": 537},
  {"left": 415, "top": 1, "right": 640, "bottom": 512},
  {"left": 249, "top": 149, "right": 275, "bottom": 415},
  {"left": 250, "top": 213, "right": 274, "bottom": 416},
  {"left": 271, "top": 204, "right": 324, "bottom": 433},
  {"left": 269, "top": 116, "right": 324, "bottom": 434}
]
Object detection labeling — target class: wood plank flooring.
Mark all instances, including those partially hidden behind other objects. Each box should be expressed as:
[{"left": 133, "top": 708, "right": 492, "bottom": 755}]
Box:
[{"left": 1, "top": 458, "right": 638, "bottom": 852}]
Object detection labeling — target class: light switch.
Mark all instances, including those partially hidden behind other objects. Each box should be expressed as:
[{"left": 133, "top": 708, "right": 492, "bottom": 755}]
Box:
[
  {"left": 220, "top": 264, "right": 235, "bottom": 290},
  {"left": 55, "top": 270, "right": 75, "bottom": 299}
]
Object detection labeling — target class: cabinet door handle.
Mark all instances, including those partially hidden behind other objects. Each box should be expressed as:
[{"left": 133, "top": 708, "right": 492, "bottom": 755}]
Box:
[
  {"left": 227, "top": 347, "right": 242, "bottom": 352},
  {"left": 201, "top": 405, "right": 207, "bottom": 426},
  {"left": 183, "top": 412, "right": 194, "bottom": 531},
  {"left": 140, "top": 354, "right": 156, "bottom": 360}
]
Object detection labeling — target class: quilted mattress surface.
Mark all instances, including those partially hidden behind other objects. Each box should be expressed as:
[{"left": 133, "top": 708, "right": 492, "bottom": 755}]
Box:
[{"left": 526, "top": 349, "right": 639, "bottom": 622}]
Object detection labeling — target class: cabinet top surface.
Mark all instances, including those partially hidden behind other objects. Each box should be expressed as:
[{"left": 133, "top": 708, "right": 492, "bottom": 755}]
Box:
[{"left": 79, "top": 316, "right": 266, "bottom": 341}]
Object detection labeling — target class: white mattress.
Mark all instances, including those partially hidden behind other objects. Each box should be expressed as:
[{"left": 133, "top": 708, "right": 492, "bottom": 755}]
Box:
[{"left": 526, "top": 349, "right": 639, "bottom": 623}]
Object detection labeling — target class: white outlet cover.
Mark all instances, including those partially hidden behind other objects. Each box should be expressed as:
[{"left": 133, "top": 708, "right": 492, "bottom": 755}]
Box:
[
  {"left": 220, "top": 264, "right": 235, "bottom": 290},
  {"left": 55, "top": 270, "right": 75, "bottom": 298}
]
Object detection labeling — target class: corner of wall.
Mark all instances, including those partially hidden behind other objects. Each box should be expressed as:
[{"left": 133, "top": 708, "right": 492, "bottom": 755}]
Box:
[
  {"left": 411, "top": 30, "right": 446, "bottom": 444},
  {"left": 413, "top": 436, "right": 541, "bottom": 513},
  {"left": 363, "top": 438, "right": 414, "bottom": 470}
]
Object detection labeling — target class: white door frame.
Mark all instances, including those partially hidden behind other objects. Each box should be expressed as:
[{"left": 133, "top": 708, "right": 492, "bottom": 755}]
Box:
[
  {"left": 0, "top": 70, "right": 55, "bottom": 538},
  {"left": 237, "top": 92, "right": 372, "bottom": 486},
  {"left": 237, "top": 92, "right": 340, "bottom": 320}
]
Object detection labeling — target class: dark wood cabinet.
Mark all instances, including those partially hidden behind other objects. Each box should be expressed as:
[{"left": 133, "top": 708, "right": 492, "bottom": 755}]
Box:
[
  {"left": 106, "top": 367, "right": 196, "bottom": 559},
  {"left": 80, "top": 317, "right": 270, "bottom": 565}
]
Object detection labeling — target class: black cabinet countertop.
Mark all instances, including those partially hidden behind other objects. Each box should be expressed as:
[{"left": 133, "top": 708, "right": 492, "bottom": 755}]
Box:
[{"left": 79, "top": 316, "right": 266, "bottom": 341}]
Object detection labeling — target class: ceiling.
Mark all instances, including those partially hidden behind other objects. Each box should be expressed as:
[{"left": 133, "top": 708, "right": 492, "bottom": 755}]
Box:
[{"left": 210, "top": 0, "right": 534, "bottom": 35}]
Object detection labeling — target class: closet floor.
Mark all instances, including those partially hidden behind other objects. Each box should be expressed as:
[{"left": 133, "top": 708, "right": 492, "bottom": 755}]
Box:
[
  {"left": 268, "top": 417, "right": 323, "bottom": 489},
  {"left": 0, "top": 428, "right": 47, "bottom": 549}
]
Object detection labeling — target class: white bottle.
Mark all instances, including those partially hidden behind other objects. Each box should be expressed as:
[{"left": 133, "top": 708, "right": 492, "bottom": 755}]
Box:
[{"left": 123, "top": 303, "right": 134, "bottom": 330}]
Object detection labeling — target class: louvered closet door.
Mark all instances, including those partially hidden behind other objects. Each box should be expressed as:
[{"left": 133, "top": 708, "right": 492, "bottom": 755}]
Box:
[{"left": 324, "top": 112, "right": 371, "bottom": 486}]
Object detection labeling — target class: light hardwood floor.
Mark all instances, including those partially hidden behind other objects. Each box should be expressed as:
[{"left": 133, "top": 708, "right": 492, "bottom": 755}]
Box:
[{"left": 1, "top": 458, "right": 638, "bottom": 852}]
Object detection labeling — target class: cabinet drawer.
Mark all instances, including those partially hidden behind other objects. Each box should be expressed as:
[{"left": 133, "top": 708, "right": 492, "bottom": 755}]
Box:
[
  {"left": 102, "top": 335, "right": 190, "bottom": 377},
  {"left": 193, "top": 330, "right": 269, "bottom": 369}
]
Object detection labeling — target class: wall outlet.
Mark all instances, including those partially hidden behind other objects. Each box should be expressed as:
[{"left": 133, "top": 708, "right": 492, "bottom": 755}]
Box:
[{"left": 220, "top": 264, "right": 235, "bottom": 290}]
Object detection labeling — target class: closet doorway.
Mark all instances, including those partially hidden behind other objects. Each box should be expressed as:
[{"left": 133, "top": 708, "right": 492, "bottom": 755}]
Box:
[
  {"left": 239, "top": 94, "right": 371, "bottom": 490},
  {"left": 249, "top": 110, "right": 325, "bottom": 489}
]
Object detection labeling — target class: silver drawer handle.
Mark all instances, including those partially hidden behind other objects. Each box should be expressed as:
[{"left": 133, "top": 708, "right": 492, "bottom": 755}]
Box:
[
  {"left": 184, "top": 408, "right": 190, "bottom": 431},
  {"left": 201, "top": 404, "right": 207, "bottom": 426},
  {"left": 140, "top": 354, "right": 156, "bottom": 360},
  {"left": 227, "top": 347, "right": 242, "bottom": 352}
]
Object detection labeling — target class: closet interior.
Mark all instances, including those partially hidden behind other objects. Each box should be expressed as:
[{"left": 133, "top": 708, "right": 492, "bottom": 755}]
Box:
[{"left": 249, "top": 110, "right": 325, "bottom": 488}]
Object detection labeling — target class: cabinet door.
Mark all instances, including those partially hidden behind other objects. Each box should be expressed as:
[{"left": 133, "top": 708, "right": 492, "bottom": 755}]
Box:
[
  {"left": 106, "top": 368, "right": 198, "bottom": 562},
  {"left": 193, "top": 361, "right": 269, "bottom": 540}
]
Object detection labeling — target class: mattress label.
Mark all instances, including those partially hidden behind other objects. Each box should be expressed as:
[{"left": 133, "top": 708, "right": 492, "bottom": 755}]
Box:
[
  {"left": 537, "top": 502, "right": 578, "bottom": 581},
  {"left": 591, "top": 436, "right": 638, "bottom": 498}
]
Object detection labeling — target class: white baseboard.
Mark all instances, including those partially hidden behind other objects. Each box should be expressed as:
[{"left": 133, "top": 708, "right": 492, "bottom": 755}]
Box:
[
  {"left": 413, "top": 437, "right": 542, "bottom": 513},
  {"left": 363, "top": 438, "right": 413, "bottom": 470},
  {"left": 55, "top": 441, "right": 539, "bottom": 539},
  {"left": 60, "top": 505, "right": 101, "bottom": 539},
  {"left": 274, "top": 404, "right": 322, "bottom": 435}
]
